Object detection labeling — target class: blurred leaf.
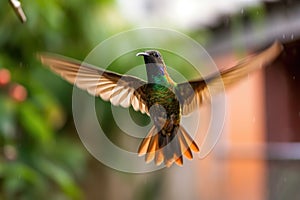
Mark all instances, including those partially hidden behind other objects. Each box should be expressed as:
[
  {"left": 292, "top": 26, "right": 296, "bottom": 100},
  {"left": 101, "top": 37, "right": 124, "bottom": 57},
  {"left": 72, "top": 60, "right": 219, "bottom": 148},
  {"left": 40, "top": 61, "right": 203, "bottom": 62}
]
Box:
[
  {"left": 18, "top": 101, "right": 54, "bottom": 147},
  {"left": 51, "top": 138, "right": 87, "bottom": 176},
  {"left": 2, "top": 162, "right": 46, "bottom": 198},
  {"left": 0, "top": 96, "right": 16, "bottom": 140},
  {"left": 37, "top": 158, "right": 83, "bottom": 200}
]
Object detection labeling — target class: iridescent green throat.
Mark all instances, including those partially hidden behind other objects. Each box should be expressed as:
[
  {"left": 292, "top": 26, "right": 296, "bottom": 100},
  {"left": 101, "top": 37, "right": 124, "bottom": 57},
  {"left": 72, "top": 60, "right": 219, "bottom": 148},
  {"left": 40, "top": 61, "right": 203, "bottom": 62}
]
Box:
[{"left": 146, "top": 63, "right": 173, "bottom": 86}]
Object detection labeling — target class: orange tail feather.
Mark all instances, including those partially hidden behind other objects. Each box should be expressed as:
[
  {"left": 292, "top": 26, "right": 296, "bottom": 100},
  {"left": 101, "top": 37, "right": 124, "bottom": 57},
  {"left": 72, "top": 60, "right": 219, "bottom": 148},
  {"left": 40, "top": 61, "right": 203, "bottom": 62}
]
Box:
[{"left": 138, "top": 125, "right": 199, "bottom": 167}]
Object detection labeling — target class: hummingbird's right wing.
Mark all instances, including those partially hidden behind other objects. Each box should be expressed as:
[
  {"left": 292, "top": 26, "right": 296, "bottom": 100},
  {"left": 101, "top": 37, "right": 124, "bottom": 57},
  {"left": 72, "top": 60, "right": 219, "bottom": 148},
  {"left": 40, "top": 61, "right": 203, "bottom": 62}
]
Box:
[
  {"left": 176, "top": 41, "right": 283, "bottom": 115},
  {"left": 39, "top": 53, "right": 149, "bottom": 115}
]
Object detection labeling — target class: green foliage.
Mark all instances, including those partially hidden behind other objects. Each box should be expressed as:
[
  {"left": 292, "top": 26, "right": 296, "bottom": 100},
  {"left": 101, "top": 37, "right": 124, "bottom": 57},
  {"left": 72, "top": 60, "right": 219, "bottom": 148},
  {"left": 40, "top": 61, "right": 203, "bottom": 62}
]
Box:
[{"left": 0, "top": 0, "right": 117, "bottom": 199}]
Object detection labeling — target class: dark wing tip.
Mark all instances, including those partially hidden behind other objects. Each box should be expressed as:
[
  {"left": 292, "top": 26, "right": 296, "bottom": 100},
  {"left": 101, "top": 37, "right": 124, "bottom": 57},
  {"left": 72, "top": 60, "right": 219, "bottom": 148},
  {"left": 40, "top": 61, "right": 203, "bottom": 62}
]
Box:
[
  {"left": 37, "top": 52, "right": 64, "bottom": 67},
  {"left": 273, "top": 40, "right": 284, "bottom": 51},
  {"left": 37, "top": 52, "right": 47, "bottom": 64},
  {"left": 37, "top": 52, "right": 54, "bottom": 60},
  {"left": 266, "top": 40, "right": 284, "bottom": 64}
]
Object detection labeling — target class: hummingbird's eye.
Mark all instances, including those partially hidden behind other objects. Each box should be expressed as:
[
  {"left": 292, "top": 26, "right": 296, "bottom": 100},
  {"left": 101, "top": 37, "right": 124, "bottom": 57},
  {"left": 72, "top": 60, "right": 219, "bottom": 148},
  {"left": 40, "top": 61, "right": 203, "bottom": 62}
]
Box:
[{"left": 153, "top": 52, "right": 160, "bottom": 58}]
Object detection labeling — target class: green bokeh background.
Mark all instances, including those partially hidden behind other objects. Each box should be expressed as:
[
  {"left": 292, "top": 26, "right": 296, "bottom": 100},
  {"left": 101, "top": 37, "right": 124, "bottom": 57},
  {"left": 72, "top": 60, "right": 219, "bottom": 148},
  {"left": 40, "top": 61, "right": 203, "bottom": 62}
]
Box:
[{"left": 0, "top": 0, "right": 293, "bottom": 199}]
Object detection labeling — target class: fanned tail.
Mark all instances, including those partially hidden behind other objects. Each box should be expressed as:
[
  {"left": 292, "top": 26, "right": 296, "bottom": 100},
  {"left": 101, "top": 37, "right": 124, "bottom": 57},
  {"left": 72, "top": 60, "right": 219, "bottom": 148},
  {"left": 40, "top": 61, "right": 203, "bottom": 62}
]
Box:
[{"left": 138, "top": 125, "right": 199, "bottom": 167}]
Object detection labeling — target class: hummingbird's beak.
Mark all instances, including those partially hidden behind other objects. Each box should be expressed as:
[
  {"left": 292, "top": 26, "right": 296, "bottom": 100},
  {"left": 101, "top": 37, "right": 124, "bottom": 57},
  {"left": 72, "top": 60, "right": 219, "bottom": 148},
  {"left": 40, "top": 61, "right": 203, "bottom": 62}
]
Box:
[{"left": 136, "top": 52, "right": 149, "bottom": 57}]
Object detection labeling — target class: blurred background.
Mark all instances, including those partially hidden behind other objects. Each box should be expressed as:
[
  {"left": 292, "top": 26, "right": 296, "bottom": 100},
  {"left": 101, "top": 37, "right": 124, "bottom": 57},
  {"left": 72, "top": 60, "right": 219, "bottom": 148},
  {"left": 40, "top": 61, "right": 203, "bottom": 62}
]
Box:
[{"left": 0, "top": 0, "right": 300, "bottom": 199}]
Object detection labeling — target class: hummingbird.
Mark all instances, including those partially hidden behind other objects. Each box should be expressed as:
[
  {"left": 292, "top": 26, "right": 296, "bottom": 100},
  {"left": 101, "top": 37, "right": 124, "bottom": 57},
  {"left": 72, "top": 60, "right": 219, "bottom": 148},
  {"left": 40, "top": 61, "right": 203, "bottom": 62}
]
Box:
[{"left": 39, "top": 41, "right": 282, "bottom": 167}]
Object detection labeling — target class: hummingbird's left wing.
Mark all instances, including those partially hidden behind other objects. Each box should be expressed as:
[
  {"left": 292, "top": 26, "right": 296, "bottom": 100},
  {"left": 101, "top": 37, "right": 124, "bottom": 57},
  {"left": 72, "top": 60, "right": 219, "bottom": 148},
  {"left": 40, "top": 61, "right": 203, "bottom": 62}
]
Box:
[
  {"left": 176, "top": 41, "right": 283, "bottom": 115},
  {"left": 39, "top": 53, "right": 149, "bottom": 115}
]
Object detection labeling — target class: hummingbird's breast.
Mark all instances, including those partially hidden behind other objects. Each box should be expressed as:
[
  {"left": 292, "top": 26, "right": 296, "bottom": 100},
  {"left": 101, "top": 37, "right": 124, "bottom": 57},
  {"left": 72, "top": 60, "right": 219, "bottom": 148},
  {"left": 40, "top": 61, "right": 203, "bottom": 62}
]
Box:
[{"left": 145, "top": 83, "right": 180, "bottom": 132}]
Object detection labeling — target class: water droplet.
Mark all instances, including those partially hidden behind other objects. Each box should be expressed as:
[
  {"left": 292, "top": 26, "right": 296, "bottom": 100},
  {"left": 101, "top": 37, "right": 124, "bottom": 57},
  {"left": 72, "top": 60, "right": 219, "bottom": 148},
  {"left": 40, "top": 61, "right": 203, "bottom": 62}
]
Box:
[{"left": 291, "top": 34, "right": 294, "bottom": 40}]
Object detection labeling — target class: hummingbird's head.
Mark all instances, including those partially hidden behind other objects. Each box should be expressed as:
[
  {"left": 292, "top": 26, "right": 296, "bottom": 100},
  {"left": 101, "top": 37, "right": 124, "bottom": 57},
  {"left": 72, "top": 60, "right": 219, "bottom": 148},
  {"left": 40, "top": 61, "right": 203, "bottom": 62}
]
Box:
[
  {"left": 136, "top": 50, "right": 165, "bottom": 65},
  {"left": 137, "top": 50, "right": 173, "bottom": 84}
]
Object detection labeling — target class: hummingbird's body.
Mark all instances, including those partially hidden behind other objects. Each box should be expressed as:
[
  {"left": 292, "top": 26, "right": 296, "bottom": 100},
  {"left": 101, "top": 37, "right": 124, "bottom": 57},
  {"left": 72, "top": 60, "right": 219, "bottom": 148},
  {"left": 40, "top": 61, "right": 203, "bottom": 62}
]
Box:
[
  {"left": 136, "top": 50, "right": 199, "bottom": 166},
  {"left": 39, "top": 41, "right": 282, "bottom": 167},
  {"left": 142, "top": 51, "right": 180, "bottom": 133},
  {"left": 142, "top": 83, "right": 183, "bottom": 166}
]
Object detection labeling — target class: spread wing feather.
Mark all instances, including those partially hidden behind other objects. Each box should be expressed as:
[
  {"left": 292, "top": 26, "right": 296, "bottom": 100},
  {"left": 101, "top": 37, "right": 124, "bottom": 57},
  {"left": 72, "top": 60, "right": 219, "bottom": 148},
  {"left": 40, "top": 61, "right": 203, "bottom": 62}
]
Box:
[
  {"left": 39, "top": 53, "right": 149, "bottom": 114},
  {"left": 176, "top": 41, "right": 283, "bottom": 115}
]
